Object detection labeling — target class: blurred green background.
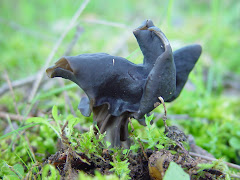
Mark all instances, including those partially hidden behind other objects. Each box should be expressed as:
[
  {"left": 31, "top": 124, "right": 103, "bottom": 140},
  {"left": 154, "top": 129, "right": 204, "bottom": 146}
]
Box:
[{"left": 0, "top": 0, "right": 240, "bottom": 175}]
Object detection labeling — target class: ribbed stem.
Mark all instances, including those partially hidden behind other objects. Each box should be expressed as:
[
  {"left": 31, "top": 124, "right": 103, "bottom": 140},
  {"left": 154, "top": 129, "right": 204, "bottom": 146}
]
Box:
[{"left": 93, "top": 104, "right": 130, "bottom": 148}]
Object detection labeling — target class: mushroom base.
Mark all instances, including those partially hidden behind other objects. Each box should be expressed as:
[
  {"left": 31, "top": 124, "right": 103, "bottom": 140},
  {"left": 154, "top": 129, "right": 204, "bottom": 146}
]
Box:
[{"left": 93, "top": 104, "right": 131, "bottom": 148}]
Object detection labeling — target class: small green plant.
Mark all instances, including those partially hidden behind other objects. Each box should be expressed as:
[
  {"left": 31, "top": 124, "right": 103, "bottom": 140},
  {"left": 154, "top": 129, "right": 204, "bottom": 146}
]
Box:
[
  {"left": 26, "top": 105, "right": 131, "bottom": 179},
  {"left": 72, "top": 125, "right": 106, "bottom": 157},
  {"left": 197, "top": 159, "right": 231, "bottom": 180},
  {"left": 26, "top": 105, "right": 67, "bottom": 138},
  {"left": 109, "top": 149, "right": 131, "bottom": 180},
  {"left": 110, "top": 159, "right": 130, "bottom": 180},
  {"left": 131, "top": 114, "right": 176, "bottom": 151}
]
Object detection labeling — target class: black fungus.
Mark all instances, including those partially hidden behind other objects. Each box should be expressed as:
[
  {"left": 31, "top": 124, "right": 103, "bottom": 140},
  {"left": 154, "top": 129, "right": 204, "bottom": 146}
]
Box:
[{"left": 46, "top": 20, "right": 202, "bottom": 147}]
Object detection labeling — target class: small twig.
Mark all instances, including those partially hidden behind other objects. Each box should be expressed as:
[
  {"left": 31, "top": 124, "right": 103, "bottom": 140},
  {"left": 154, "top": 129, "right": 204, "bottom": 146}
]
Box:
[
  {"left": 189, "top": 152, "right": 240, "bottom": 170},
  {"left": 61, "top": 121, "right": 69, "bottom": 145},
  {"left": 154, "top": 113, "right": 190, "bottom": 121},
  {"left": 3, "top": 71, "right": 20, "bottom": 116},
  {"left": 28, "top": 0, "right": 90, "bottom": 102},
  {"left": 158, "top": 97, "right": 168, "bottom": 131},
  {"left": 0, "top": 17, "right": 56, "bottom": 41},
  {"left": 137, "top": 138, "right": 148, "bottom": 160},
  {"left": 175, "top": 141, "right": 189, "bottom": 155},
  {"left": 0, "top": 111, "right": 30, "bottom": 121},
  {"left": 61, "top": 119, "right": 69, "bottom": 133},
  {"left": 24, "top": 135, "right": 36, "bottom": 161},
  {"left": 230, "top": 174, "right": 240, "bottom": 179},
  {"left": 64, "top": 148, "right": 74, "bottom": 178},
  {"left": 158, "top": 97, "right": 167, "bottom": 117},
  {"left": 81, "top": 18, "right": 128, "bottom": 29},
  {"left": 64, "top": 25, "right": 84, "bottom": 56},
  {"left": 0, "top": 75, "right": 43, "bottom": 96},
  {"left": 154, "top": 112, "right": 209, "bottom": 124},
  {"left": 6, "top": 164, "right": 23, "bottom": 179}
]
